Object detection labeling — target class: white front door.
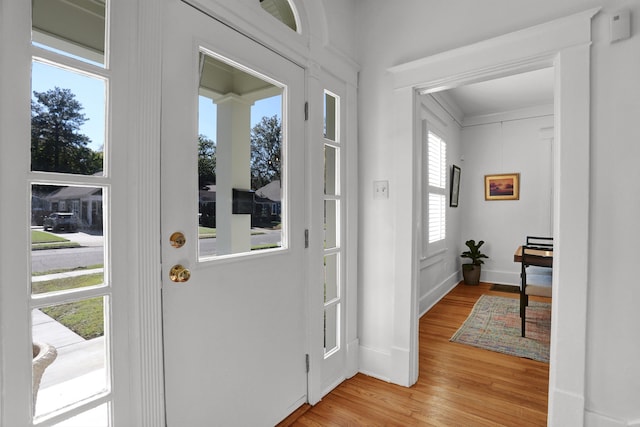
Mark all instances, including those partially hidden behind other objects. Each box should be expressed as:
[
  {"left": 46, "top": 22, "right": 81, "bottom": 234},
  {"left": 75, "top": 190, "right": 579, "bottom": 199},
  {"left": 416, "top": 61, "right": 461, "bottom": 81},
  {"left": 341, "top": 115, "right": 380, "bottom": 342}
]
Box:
[{"left": 160, "top": 2, "right": 307, "bottom": 425}]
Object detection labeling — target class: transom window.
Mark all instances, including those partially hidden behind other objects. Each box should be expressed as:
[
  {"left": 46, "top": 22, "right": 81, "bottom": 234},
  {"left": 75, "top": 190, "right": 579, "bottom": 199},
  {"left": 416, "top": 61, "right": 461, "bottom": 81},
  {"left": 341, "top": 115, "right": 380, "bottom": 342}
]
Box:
[{"left": 259, "top": 0, "right": 299, "bottom": 32}]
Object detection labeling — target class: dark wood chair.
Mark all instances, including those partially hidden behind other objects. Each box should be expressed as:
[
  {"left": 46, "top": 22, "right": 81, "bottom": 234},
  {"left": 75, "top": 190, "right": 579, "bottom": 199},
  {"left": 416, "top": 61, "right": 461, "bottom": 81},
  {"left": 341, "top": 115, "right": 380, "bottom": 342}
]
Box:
[{"left": 520, "top": 236, "right": 553, "bottom": 337}]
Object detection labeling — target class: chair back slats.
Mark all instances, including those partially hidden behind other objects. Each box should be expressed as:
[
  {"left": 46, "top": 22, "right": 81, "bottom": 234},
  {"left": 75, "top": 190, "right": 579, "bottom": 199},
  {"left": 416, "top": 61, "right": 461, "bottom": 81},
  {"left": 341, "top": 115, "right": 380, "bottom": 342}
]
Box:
[
  {"left": 525, "top": 236, "right": 554, "bottom": 251},
  {"left": 520, "top": 236, "right": 553, "bottom": 337},
  {"left": 522, "top": 236, "right": 553, "bottom": 268}
]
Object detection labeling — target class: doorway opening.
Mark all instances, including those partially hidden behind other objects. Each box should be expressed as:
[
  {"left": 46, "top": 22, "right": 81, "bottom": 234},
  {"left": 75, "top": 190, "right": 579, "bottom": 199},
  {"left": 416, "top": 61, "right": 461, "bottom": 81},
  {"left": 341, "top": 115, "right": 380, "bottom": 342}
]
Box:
[{"left": 389, "top": 9, "right": 597, "bottom": 423}]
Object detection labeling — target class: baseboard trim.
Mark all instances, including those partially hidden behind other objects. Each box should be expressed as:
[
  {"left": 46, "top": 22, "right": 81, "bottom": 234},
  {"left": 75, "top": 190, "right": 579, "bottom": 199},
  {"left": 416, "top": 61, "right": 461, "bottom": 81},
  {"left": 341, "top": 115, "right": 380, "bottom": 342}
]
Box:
[
  {"left": 585, "top": 410, "right": 628, "bottom": 427},
  {"left": 321, "top": 376, "right": 346, "bottom": 398},
  {"left": 358, "top": 344, "right": 391, "bottom": 383},
  {"left": 548, "top": 388, "right": 584, "bottom": 427},
  {"left": 482, "top": 269, "right": 520, "bottom": 286},
  {"left": 346, "top": 338, "right": 359, "bottom": 378},
  {"left": 418, "top": 271, "right": 459, "bottom": 317},
  {"left": 389, "top": 346, "right": 413, "bottom": 387}
]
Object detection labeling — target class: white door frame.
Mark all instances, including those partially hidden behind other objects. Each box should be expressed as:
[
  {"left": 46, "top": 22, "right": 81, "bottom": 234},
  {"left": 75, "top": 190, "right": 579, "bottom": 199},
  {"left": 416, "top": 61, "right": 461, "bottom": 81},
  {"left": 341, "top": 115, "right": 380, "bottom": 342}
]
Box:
[{"left": 389, "top": 8, "right": 598, "bottom": 426}]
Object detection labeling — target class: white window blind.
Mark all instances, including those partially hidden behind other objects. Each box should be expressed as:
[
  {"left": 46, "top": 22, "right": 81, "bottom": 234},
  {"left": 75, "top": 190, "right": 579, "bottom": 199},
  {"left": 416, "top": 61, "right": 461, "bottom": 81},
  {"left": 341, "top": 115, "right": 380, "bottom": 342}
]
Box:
[{"left": 427, "top": 130, "right": 446, "bottom": 244}]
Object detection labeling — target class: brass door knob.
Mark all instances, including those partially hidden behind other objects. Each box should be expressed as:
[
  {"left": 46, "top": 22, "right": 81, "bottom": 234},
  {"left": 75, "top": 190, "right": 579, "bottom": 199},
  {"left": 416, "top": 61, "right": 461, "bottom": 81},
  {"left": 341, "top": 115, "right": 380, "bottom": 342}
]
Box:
[{"left": 169, "top": 264, "right": 191, "bottom": 282}]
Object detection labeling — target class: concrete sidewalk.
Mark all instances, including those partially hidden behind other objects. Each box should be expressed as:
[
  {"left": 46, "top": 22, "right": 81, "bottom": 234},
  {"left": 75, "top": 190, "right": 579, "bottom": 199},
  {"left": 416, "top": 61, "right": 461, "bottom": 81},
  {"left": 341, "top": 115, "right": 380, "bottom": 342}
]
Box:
[
  {"left": 32, "top": 310, "right": 105, "bottom": 390},
  {"left": 31, "top": 267, "right": 106, "bottom": 392},
  {"left": 32, "top": 268, "right": 104, "bottom": 283},
  {"left": 32, "top": 308, "right": 106, "bottom": 421}
]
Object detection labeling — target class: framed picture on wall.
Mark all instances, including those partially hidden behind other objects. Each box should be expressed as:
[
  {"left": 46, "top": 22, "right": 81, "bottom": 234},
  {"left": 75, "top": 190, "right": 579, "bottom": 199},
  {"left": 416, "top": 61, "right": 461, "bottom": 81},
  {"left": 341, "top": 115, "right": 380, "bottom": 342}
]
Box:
[
  {"left": 484, "top": 173, "right": 520, "bottom": 200},
  {"left": 450, "top": 165, "right": 461, "bottom": 207}
]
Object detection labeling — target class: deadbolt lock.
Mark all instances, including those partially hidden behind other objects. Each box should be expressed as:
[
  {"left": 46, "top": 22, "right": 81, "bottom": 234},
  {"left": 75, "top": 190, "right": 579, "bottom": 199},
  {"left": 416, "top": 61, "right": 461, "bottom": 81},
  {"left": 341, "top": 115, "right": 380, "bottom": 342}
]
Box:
[{"left": 169, "top": 232, "right": 186, "bottom": 248}]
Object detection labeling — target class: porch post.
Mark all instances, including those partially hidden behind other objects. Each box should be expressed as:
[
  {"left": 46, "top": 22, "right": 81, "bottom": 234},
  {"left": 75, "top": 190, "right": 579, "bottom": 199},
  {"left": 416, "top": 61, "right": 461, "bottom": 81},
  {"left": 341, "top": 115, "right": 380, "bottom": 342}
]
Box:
[{"left": 215, "top": 94, "right": 252, "bottom": 255}]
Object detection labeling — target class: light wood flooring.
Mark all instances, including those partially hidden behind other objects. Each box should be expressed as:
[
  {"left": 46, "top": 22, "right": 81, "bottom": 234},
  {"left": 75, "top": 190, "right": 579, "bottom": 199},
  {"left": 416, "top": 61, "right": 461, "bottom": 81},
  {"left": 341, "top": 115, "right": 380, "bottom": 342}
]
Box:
[{"left": 280, "top": 282, "right": 550, "bottom": 426}]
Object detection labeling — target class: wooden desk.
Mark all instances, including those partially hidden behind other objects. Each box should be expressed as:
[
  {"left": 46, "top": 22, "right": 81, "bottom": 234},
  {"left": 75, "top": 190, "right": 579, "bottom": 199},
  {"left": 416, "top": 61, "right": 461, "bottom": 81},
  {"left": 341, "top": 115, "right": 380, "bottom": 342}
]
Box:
[{"left": 514, "top": 246, "right": 553, "bottom": 268}]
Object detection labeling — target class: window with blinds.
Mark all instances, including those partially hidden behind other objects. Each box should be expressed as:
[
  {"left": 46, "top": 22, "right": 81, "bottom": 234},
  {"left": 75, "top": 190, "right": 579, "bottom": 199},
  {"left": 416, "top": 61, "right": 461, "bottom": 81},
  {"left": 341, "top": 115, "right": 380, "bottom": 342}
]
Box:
[{"left": 427, "top": 130, "right": 446, "bottom": 245}]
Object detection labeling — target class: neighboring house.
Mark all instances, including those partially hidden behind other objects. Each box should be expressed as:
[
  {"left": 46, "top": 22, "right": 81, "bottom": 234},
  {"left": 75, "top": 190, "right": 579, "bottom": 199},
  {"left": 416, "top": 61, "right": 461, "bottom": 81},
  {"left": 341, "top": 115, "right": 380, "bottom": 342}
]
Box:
[
  {"left": 198, "top": 181, "right": 281, "bottom": 228},
  {"left": 253, "top": 179, "right": 281, "bottom": 227},
  {"left": 198, "top": 184, "right": 217, "bottom": 228},
  {"left": 44, "top": 186, "right": 103, "bottom": 230}
]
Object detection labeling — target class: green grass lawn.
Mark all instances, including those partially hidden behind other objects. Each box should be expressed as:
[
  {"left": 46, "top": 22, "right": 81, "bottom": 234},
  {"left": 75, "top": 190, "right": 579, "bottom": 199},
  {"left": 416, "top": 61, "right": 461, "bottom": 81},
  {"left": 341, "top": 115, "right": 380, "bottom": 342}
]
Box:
[
  {"left": 251, "top": 243, "right": 280, "bottom": 250},
  {"left": 31, "top": 230, "right": 68, "bottom": 244},
  {"left": 35, "top": 273, "right": 105, "bottom": 340},
  {"left": 42, "top": 297, "right": 104, "bottom": 340},
  {"left": 32, "top": 273, "right": 104, "bottom": 294},
  {"left": 198, "top": 226, "right": 216, "bottom": 238},
  {"left": 31, "top": 230, "right": 80, "bottom": 250}
]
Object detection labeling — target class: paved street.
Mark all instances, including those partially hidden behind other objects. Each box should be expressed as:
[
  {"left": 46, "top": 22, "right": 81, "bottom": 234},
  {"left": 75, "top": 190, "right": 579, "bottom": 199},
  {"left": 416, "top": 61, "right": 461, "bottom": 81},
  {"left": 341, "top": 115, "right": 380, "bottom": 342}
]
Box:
[
  {"left": 32, "top": 228, "right": 282, "bottom": 269},
  {"left": 199, "top": 228, "right": 282, "bottom": 256},
  {"left": 31, "top": 229, "right": 104, "bottom": 273}
]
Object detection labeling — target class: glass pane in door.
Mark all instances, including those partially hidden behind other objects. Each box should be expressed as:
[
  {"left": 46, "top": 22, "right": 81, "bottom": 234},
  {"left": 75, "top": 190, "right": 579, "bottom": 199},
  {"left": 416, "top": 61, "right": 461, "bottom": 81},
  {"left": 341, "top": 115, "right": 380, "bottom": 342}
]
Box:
[
  {"left": 324, "top": 200, "right": 338, "bottom": 250},
  {"left": 31, "top": 184, "right": 105, "bottom": 294},
  {"left": 324, "top": 92, "right": 337, "bottom": 141},
  {"left": 32, "top": 0, "right": 107, "bottom": 66},
  {"left": 324, "top": 145, "right": 337, "bottom": 195},
  {"left": 51, "top": 404, "right": 109, "bottom": 427},
  {"left": 197, "top": 50, "right": 285, "bottom": 259},
  {"left": 324, "top": 303, "right": 339, "bottom": 356},
  {"left": 31, "top": 61, "right": 106, "bottom": 175},
  {"left": 324, "top": 253, "right": 338, "bottom": 303},
  {"left": 32, "top": 296, "right": 108, "bottom": 418}
]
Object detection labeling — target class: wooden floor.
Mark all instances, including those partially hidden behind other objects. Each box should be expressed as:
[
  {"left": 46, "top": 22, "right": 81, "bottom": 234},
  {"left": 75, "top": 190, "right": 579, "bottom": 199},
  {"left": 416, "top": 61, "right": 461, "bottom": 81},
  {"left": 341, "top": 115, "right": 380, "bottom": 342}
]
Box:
[{"left": 280, "top": 282, "right": 550, "bottom": 426}]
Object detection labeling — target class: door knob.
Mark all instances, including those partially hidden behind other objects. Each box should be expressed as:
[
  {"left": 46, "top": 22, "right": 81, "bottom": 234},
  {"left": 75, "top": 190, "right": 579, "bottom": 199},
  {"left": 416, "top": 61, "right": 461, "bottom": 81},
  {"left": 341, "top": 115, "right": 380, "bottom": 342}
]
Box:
[{"left": 169, "top": 264, "right": 191, "bottom": 282}]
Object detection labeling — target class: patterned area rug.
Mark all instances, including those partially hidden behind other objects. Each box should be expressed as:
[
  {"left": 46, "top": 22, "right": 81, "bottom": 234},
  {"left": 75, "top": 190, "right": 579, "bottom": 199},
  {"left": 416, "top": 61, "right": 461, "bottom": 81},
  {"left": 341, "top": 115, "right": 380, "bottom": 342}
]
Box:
[{"left": 450, "top": 295, "right": 551, "bottom": 363}]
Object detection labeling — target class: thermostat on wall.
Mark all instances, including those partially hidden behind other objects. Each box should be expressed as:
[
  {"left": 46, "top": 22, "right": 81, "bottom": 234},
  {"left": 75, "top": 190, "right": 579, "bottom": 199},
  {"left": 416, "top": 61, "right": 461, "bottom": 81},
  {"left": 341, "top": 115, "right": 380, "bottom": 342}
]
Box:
[{"left": 610, "top": 9, "right": 631, "bottom": 43}]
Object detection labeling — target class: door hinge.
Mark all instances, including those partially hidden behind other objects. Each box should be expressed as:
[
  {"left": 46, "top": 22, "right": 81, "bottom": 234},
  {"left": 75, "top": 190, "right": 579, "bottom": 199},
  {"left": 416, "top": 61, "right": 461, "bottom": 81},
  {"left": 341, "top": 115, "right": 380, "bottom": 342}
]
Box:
[
  {"left": 305, "top": 354, "right": 310, "bottom": 373},
  {"left": 304, "top": 101, "right": 308, "bottom": 121},
  {"left": 304, "top": 229, "right": 309, "bottom": 248}
]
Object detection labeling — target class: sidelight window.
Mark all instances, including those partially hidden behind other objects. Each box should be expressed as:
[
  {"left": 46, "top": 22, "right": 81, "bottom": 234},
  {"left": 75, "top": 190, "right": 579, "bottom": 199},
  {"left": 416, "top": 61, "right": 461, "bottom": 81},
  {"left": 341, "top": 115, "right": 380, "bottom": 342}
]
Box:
[
  {"left": 29, "top": 0, "right": 112, "bottom": 424},
  {"left": 323, "top": 90, "right": 341, "bottom": 357}
]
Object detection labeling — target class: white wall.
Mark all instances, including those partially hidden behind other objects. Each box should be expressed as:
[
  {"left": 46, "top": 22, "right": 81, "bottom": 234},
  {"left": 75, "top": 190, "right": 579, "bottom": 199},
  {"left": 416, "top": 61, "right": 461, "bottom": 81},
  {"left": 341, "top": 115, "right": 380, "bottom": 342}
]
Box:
[
  {"left": 355, "top": 0, "right": 640, "bottom": 424},
  {"left": 460, "top": 112, "right": 554, "bottom": 285}
]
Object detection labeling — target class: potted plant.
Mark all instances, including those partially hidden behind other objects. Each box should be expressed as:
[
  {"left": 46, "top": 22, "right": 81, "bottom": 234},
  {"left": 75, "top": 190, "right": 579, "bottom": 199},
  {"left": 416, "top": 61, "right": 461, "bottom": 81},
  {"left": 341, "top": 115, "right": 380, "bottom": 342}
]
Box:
[{"left": 460, "top": 239, "right": 489, "bottom": 285}]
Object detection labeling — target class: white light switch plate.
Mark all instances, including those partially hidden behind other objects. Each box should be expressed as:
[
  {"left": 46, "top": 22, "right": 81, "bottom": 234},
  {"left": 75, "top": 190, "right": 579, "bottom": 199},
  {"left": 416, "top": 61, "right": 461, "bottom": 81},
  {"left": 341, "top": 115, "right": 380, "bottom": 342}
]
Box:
[{"left": 374, "top": 180, "right": 389, "bottom": 199}]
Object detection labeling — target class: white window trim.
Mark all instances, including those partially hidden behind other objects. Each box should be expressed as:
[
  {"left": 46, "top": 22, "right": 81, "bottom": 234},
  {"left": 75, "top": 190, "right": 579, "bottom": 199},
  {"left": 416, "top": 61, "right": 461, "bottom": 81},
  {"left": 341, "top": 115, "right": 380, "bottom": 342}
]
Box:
[{"left": 422, "top": 114, "right": 448, "bottom": 257}]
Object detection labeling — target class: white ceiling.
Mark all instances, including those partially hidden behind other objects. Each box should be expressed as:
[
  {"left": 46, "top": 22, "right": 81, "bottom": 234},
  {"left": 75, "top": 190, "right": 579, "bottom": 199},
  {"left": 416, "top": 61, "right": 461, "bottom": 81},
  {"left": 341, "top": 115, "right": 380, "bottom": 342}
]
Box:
[{"left": 445, "top": 67, "right": 554, "bottom": 119}]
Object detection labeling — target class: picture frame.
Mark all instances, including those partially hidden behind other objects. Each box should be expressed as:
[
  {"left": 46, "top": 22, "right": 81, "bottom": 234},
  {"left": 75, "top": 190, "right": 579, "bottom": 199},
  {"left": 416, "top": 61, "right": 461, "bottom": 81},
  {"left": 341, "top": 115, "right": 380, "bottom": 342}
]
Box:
[
  {"left": 450, "top": 165, "right": 461, "bottom": 207},
  {"left": 484, "top": 173, "right": 520, "bottom": 201}
]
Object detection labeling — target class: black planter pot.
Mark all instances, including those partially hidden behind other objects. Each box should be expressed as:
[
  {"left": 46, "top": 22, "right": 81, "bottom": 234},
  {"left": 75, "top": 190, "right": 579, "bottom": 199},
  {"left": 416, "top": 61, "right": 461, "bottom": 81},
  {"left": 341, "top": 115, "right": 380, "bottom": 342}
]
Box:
[{"left": 462, "top": 264, "right": 481, "bottom": 285}]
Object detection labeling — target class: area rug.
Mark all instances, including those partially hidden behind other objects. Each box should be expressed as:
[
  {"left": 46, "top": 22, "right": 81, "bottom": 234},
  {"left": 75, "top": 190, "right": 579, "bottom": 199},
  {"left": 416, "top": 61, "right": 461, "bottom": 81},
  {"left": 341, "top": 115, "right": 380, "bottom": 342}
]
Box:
[{"left": 450, "top": 295, "right": 551, "bottom": 363}]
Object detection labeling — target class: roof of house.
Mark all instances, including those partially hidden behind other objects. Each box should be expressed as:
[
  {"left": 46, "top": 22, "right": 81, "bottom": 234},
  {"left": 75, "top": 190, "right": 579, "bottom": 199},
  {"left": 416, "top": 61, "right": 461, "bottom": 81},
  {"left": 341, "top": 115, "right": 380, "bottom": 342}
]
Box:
[
  {"left": 255, "top": 180, "right": 281, "bottom": 202},
  {"left": 46, "top": 186, "right": 102, "bottom": 201}
]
